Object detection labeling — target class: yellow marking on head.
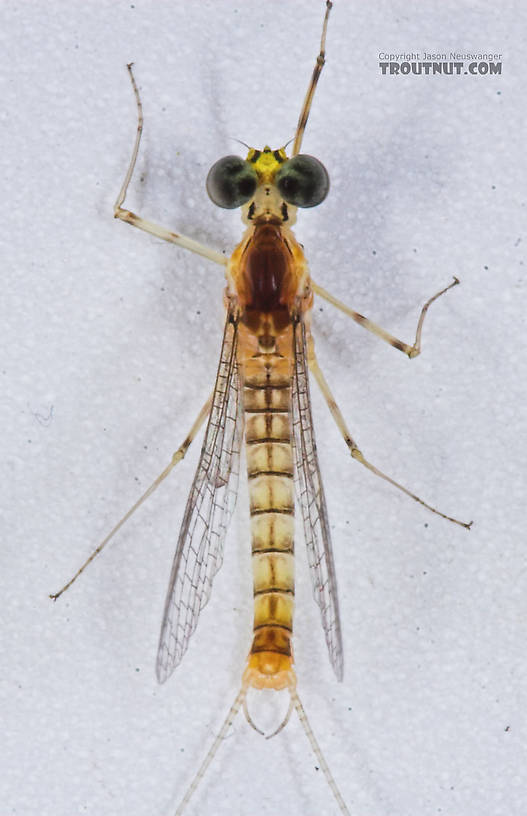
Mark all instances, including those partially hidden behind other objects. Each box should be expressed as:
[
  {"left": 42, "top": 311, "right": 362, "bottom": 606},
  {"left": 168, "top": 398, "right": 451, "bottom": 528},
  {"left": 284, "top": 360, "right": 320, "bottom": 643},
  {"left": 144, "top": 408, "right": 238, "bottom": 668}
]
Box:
[{"left": 246, "top": 146, "right": 288, "bottom": 184}]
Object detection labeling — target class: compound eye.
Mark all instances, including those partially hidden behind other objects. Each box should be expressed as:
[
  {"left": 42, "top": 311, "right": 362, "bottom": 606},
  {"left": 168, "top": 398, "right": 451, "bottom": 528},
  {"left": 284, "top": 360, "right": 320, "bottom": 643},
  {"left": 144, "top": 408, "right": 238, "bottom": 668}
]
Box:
[
  {"left": 275, "top": 154, "right": 329, "bottom": 208},
  {"left": 206, "top": 155, "right": 258, "bottom": 208}
]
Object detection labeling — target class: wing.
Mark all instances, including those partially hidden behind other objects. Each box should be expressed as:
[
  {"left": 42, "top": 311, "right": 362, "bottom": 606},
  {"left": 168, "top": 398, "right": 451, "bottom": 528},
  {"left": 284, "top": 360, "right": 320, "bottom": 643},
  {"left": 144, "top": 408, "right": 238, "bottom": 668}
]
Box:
[
  {"left": 291, "top": 317, "right": 344, "bottom": 681},
  {"left": 156, "top": 314, "right": 243, "bottom": 683}
]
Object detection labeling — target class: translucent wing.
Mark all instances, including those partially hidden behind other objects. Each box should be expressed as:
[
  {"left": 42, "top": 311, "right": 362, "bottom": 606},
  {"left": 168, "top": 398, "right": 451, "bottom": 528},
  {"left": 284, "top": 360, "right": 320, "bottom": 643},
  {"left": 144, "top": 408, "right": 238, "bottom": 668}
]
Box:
[
  {"left": 291, "top": 318, "right": 344, "bottom": 680},
  {"left": 156, "top": 315, "right": 242, "bottom": 683}
]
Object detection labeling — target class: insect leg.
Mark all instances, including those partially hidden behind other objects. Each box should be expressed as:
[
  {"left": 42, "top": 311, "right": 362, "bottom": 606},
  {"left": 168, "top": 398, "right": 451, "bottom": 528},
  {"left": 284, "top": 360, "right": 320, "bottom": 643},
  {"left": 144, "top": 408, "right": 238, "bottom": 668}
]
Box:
[
  {"left": 50, "top": 394, "right": 213, "bottom": 601},
  {"left": 312, "top": 277, "right": 459, "bottom": 358},
  {"left": 292, "top": 0, "right": 333, "bottom": 156},
  {"left": 114, "top": 64, "right": 226, "bottom": 266},
  {"left": 308, "top": 349, "right": 472, "bottom": 529}
]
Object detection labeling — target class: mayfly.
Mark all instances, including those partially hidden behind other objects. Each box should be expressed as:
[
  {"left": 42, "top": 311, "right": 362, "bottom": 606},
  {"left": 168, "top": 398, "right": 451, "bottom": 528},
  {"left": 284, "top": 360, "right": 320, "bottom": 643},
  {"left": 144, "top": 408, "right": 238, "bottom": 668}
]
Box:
[{"left": 51, "top": 2, "right": 471, "bottom": 813}]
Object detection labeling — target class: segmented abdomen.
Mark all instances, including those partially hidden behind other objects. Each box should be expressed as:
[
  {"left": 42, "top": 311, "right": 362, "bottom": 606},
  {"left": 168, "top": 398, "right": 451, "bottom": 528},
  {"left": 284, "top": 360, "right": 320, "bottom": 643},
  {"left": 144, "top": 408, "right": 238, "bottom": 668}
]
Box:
[{"left": 244, "top": 354, "right": 295, "bottom": 677}]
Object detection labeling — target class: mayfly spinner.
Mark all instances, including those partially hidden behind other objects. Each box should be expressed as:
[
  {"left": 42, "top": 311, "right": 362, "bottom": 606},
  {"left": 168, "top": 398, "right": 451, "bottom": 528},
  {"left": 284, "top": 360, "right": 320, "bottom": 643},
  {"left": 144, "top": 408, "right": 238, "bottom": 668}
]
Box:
[{"left": 51, "top": 3, "right": 471, "bottom": 813}]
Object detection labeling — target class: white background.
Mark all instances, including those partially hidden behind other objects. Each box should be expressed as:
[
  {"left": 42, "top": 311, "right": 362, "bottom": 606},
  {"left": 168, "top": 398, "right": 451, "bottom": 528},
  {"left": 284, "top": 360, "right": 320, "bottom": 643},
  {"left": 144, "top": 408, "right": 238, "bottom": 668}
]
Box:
[{"left": 2, "top": 1, "right": 525, "bottom": 815}]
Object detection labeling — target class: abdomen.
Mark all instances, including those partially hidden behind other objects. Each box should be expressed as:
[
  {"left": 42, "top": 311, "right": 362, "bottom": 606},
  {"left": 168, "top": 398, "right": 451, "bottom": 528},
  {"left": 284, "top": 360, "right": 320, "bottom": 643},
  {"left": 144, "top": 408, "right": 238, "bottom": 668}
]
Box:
[{"left": 243, "top": 352, "right": 296, "bottom": 689}]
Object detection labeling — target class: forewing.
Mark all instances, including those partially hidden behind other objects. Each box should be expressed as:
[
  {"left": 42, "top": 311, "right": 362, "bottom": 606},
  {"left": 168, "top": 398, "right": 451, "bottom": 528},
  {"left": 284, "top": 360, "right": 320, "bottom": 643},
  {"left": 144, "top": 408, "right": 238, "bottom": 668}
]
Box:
[
  {"left": 156, "top": 315, "right": 243, "bottom": 683},
  {"left": 291, "top": 318, "right": 344, "bottom": 680}
]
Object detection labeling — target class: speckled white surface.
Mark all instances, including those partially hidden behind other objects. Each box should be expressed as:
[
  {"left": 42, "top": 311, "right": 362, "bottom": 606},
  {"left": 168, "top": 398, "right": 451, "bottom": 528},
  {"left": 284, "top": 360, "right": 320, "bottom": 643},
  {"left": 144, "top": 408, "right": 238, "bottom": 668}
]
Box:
[{"left": 2, "top": 1, "right": 525, "bottom": 815}]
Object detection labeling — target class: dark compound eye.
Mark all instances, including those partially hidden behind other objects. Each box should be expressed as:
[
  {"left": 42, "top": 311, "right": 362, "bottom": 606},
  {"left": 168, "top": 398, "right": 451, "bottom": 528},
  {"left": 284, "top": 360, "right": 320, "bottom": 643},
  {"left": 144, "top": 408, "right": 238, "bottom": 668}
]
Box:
[
  {"left": 206, "top": 155, "right": 258, "bottom": 209},
  {"left": 275, "top": 154, "right": 329, "bottom": 208}
]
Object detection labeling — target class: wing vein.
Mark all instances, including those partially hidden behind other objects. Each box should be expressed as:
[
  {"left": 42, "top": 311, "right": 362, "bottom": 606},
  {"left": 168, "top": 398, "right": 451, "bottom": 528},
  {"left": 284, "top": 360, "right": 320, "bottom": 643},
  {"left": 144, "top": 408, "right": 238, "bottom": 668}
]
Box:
[
  {"left": 291, "top": 318, "right": 344, "bottom": 680},
  {"left": 156, "top": 314, "right": 243, "bottom": 683}
]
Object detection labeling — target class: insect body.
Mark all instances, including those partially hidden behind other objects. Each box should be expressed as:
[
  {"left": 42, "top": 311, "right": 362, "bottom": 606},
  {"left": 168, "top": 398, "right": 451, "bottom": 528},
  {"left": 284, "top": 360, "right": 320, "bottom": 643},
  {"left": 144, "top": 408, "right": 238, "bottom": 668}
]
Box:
[
  {"left": 155, "top": 139, "right": 349, "bottom": 813},
  {"left": 205, "top": 145, "right": 337, "bottom": 688},
  {"left": 51, "top": 3, "right": 470, "bottom": 813}
]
